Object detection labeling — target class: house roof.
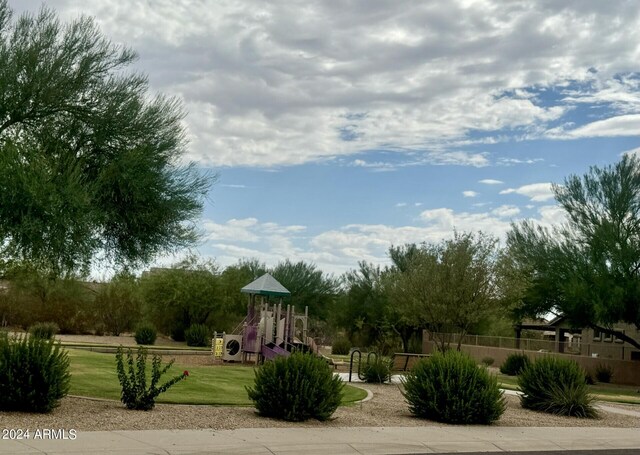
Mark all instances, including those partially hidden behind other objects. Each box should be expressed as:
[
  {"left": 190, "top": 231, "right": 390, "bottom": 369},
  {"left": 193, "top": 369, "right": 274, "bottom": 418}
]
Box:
[{"left": 240, "top": 273, "right": 291, "bottom": 297}]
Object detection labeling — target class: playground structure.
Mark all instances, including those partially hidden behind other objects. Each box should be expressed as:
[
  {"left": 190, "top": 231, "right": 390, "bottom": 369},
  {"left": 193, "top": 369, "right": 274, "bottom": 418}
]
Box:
[{"left": 213, "top": 273, "right": 316, "bottom": 363}]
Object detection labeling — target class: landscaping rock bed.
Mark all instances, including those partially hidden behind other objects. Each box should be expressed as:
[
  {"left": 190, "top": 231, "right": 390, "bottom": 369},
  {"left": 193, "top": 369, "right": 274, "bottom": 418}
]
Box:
[{"left": 1, "top": 384, "right": 638, "bottom": 431}]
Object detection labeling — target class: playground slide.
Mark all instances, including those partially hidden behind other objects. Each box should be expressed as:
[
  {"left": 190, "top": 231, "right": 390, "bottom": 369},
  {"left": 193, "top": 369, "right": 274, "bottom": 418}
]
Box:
[{"left": 261, "top": 342, "right": 290, "bottom": 360}]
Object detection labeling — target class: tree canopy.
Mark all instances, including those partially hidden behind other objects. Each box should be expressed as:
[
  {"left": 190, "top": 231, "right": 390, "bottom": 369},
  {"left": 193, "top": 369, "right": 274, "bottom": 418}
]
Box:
[
  {"left": 0, "top": 1, "right": 212, "bottom": 277},
  {"left": 506, "top": 155, "right": 640, "bottom": 349},
  {"left": 388, "top": 232, "right": 500, "bottom": 351}
]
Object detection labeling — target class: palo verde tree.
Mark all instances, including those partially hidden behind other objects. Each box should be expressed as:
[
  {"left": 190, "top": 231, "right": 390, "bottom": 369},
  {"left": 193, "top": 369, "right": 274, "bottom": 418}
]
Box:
[
  {"left": 0, "top": 2, "right": 212, "bottom": 277},
  {"left": 388, "top": 232, "right": 500, "bottom": 352},
  {"left": 506, "top": 155, "right": 640, "bottom": 350}
]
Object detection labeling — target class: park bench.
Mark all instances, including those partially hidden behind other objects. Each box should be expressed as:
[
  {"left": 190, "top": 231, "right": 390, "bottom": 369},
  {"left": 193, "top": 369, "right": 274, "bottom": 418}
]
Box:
[{"left": 391, "top": 353, "right": 431, "bottom": 371}]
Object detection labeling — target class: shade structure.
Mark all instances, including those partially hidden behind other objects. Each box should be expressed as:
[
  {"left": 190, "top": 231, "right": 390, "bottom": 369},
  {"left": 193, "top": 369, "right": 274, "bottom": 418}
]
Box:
[{"left": 240, "top": 273, "right": 290, "bottom": 297}]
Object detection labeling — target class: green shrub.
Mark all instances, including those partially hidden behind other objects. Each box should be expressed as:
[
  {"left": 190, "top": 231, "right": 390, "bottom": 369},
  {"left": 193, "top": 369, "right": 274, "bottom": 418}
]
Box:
[
  {"left": 115, "top": 346, "right": 188, "bottom": 410},
  {"left": 500, "top": 353, "right": 530, "bottom": 376},
  {"left": 134, "top": 322, "right": 157, "bottom": 345},
  {"left": 29, "top": 321, "right": 60, "bottom": 340},
  {"left": 481, "top": 356, "right": 495, "bottom": 367},
  {"left": 595, "top": 363, "right": 614, "bottom": 383},
  {"left": 246, "top": 352, "right": 344, "bottom": 421},
  {"left": 361, "top": 356, "right": 392, "bottom": 383},
  {"left": 331, "top": 337, "right": 351, "bottom": 355},
  {"left": 170, "top": 325, "right": 186, "bottom": 342},
  {"left": 585, "top": 371, "right": 595, "bottom": 385},
  {"left": 184, "top": 324, "right": 209, "bottom": 347},
  {"left": 518, "top": 356, "right": 597, "bottom": 418},
  {"left": 402, "top": 350, "right": 505, "bottom": 424},
  {"left": 0, "top": 333, "right": 70, "bottom": 413}
]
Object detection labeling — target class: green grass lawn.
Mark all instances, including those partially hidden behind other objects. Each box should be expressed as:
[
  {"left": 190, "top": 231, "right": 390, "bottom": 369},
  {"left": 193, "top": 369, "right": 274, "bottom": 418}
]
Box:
[{"left": 67, "top": 349, "right": 368, "bottom": 406}]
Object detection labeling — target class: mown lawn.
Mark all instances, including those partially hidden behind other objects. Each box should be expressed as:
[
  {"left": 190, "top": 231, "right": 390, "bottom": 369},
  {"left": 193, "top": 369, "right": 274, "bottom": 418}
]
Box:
[{"left": 67, "top": 349, "right": 368, "bottom": 405}]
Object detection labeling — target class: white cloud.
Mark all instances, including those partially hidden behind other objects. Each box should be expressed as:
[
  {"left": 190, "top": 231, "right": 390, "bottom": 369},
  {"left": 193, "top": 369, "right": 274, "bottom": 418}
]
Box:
[
  {"left": 220, "top": 184, "right": 247, "bottom": 189},
  {"left": 463, "top": 190, "right": 479, "bottom": 198},
  {"left": 203, "top": 218, "right": 305, "bottom": 244},
  {"left": 491, "top": 205, "right": 520, "bottom": 218},
  {"left": 554, "top": 114, "right": 640, "bottom": 139},
  {"left": 497, "top": 157, "right": 545, "bottom": 166},
  {"left": 33, "top": 0, "right": 640, "bottom": 167},
  {"left": 500, "top": 183, "right": 554, "bottom": 202},
  {"left": 395, "top": 202, "right": 407, "bottom": 207},
  {"left": 478, "top": 179, "right": 504, "bottom": 185},
  {"left": 169, "top": 204, "right": 570, "bottom": 274}
]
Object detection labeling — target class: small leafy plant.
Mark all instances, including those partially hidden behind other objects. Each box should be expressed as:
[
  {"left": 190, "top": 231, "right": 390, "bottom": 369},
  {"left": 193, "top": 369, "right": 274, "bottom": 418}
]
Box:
[
  {"left": 184, "top": 323, "right": 209, "bottom": 347},
  {"left": 134, "top": 322, "right": 157, "bottom": 345},
  {"left": 29, "top": 322, "right": 60, "bottom": 340},
  {"left": 247, "top": 352, "right": 344, "bottom": 421},
  {"left": 518, "top": 356, "right": 596, "bottom": 418},
  {"left": 115, "top": 346, "right": 187, "bottom": 410},
  {"left": 331, "top": 337, "right": 351, "bottom": 355},
  {"left": 0, "top": 333, "right": 70, "bottom": 413},
  {"left": 361, "top": 356, "right": 392, "bottom": 383},
  {"left": 500, "top": 353, "right": 530, "bottom": 376}
]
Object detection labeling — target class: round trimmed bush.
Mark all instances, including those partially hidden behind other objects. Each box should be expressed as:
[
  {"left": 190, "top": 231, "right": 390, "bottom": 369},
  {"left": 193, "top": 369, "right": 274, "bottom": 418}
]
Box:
[
  {"left": 184, "top": 324, "right": 209, "bottom": 347},
  {"left": 0, "top": 333, "right": 70, "bottom": 413},
  {"left": 246, "top": 352, "right": 344, "bottom": 421},
  {"left": 134, "top": 322, "right": 157, "bottom": 345},
  {"left": 402, "top": 350, "right": 505, "bottom": 424},
  {"left": 518, "top": 356, "right": 597, "bottom": 418},
  {"left": 331, "top": 337, "right": 351, "bottom": 355},
  {"left": 29, "top": 322, "right": 60, "bottom": 340},
  {"left": 361, "top": 356, "right": 391, "bottom": 383},
  {"left": 500, "top": 353, "right": 530, "bottom": 376}
]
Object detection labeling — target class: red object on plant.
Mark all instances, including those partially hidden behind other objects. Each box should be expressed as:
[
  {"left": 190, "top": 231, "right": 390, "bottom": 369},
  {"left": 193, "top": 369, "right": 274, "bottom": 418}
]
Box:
[{"left": 184, "top": 370, "right": 189, "bottom": 377}]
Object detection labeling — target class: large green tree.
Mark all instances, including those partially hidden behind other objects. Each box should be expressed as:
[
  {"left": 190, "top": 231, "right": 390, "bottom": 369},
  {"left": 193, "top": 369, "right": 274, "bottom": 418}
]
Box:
[
  {"left": 271, "top": 260, "right": 338, "bottom": 322},
  {"left": 338, "top": 261, "right": 390, "bottom": 348},
  {"left": 140, "top": 256, "right": 221, "bottom": 340},
  {"left": 389, "top": 232, "right": 500, "bottom": 351},
  {"left": 507, "top": 155, "right": 640, "bottom": 350},
  {"left": 0, "top": 2, "right": 211, "bottom": 277}
]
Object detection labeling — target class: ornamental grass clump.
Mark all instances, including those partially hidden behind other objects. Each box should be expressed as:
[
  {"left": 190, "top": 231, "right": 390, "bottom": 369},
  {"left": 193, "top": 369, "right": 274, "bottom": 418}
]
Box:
[
  {"left": 115, "top": 346, "right": 187, "bottom": 411},
  {"left": 246, "top": 352, "right": 344, "bottom": 422},
  {"left": 595, "top": 363, "right": 614, "bottom": 383},
  {"left": 0, "top": 333, "right": 70, "bottom": 413},
  {"left": 500, "top": 353, "right": 530, "bottom": 376},
  {"left": 361, "top": 356, "right": 392, "bottom": 383},
  {"left": 29, "top": 322, "right": 60, "bottom": 340},
  {"left": 402, "top": 350, "right": 505, "bottom": 424},
  {"left": 518, "top": 356, "right": 597, "bottom": 418}
]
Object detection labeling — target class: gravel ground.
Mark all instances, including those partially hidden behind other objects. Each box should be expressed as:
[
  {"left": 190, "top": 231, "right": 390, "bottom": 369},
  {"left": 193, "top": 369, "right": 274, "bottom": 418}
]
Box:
[{"left": 1, "top": 384, "right": 639, "bottom": 432}]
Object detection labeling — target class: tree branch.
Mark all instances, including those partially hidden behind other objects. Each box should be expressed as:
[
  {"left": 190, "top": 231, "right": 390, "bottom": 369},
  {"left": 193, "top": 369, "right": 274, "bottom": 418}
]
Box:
[{"left": 589, "top": 323, "right": 640, "bottom": 351}]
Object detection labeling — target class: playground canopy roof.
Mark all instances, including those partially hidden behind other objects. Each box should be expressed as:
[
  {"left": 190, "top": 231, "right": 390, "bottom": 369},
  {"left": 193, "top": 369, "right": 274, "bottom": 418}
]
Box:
[{"left": 241, "top": 273, "right": 291, "bottom": 297}]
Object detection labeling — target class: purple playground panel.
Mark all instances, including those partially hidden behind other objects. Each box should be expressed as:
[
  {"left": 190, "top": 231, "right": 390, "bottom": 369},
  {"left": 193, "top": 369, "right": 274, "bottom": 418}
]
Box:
[
  {"left": 261, "top": 342, "right": 290, "bottom": 360},
  {"left": 243, "top": 325, "right": 259, "bottom": 353}
]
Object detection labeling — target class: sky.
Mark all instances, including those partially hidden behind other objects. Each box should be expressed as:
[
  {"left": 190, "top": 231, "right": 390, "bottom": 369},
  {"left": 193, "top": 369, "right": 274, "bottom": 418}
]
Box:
[{"left": 11, "top": 0, "right": 640, "bottom": 277}]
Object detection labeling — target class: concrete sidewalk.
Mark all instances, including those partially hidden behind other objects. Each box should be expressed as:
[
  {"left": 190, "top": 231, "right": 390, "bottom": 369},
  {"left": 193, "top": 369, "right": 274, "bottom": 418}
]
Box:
[{"left": 2, "top": 426, "right": 640, "bottom": 455}]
